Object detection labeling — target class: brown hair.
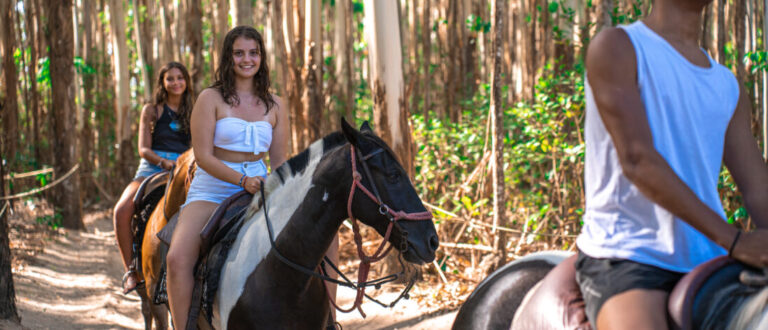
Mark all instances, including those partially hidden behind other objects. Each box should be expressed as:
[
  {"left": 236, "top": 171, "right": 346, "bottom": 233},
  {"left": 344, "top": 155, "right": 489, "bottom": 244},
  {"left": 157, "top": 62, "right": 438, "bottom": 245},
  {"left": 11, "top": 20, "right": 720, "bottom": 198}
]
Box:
[
  {"left": 152, "top": 61, "right": 194, "bottom": 133},
  {"left": 211, "top": 26, "right": 276, "bottom": 113}
]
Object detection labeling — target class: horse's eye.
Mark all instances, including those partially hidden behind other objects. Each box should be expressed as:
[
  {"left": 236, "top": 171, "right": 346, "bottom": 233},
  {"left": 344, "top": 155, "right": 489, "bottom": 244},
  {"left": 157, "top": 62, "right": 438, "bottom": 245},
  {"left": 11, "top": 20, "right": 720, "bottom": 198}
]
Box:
[{"left": 387, "top": 171, "right": 400, "bottom": 182}]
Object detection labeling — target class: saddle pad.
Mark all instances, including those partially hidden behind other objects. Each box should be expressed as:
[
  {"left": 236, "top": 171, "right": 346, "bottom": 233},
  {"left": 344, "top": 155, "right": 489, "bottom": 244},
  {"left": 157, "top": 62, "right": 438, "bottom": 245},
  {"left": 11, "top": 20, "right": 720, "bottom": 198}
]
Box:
[
  {"left": 156, "top": 211, "right": 181, "bottom": 246},
  {"left": 511, "top": 254, "right": 592, "bottom": 330}
]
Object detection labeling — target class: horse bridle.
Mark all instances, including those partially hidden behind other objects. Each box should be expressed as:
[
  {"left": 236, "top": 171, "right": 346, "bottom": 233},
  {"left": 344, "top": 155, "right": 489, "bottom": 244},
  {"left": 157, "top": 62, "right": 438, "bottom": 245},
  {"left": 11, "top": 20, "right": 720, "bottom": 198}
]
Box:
[{"left": 261, "top": 144, "right": 432, "bottom": 317}]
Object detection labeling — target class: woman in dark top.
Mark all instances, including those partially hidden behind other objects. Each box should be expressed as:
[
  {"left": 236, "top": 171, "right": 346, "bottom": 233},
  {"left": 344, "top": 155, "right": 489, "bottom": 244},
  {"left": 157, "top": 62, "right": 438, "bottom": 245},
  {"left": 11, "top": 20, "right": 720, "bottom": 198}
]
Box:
[{"left": 114, "top": 62, "right": 193, "bottom": 294}]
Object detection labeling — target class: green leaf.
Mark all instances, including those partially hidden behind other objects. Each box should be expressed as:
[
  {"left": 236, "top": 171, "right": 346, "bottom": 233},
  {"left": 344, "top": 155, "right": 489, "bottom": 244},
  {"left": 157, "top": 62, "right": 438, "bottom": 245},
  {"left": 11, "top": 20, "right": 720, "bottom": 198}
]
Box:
[{"left": 548, "top": 2, "right": 559, "bottom": 13}]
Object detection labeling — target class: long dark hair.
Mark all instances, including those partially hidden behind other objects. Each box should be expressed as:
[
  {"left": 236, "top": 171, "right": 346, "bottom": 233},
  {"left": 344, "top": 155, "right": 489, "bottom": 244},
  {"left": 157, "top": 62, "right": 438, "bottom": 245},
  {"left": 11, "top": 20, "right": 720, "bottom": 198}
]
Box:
[
  {"left": 211, "top": 26, "right": 276, "bottom": 113},
  {"left": 152, "top": 61, "right": 194, "bottom": 133}
]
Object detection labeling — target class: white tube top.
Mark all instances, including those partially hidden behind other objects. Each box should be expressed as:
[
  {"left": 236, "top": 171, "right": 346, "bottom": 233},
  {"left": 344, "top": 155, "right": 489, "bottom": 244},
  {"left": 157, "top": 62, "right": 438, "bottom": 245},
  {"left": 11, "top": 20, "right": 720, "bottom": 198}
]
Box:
[{"left": 213, "top": 117, "right": 273, "bottom": 155}]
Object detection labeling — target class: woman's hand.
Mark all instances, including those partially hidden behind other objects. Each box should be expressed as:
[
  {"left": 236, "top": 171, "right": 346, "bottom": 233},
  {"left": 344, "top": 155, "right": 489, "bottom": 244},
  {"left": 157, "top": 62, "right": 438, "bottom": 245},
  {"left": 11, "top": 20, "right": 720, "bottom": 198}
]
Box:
[
  {"left": 158, "top": 159, "right": 176, "bottom": 170},
  {"left": 241, "top": 176, "right": 265, "bottom": 194}
]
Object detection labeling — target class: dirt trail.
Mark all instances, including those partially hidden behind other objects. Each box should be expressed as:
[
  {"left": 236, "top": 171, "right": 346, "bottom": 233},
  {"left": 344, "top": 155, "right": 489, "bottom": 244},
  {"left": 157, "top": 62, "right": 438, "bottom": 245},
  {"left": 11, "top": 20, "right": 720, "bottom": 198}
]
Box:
[{"left": 9, "top": 210, "right": 456, "bottom": 329}]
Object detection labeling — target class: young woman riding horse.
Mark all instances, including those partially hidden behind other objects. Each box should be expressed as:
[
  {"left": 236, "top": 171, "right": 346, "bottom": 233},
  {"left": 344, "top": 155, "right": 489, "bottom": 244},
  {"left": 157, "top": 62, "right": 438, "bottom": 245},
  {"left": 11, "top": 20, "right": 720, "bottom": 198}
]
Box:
[
  {"left": 113, "top": 62, "right": 193, "bottom": 295},
  {"left": 165, "top": 26, "right": 339, "bottom": 329}
]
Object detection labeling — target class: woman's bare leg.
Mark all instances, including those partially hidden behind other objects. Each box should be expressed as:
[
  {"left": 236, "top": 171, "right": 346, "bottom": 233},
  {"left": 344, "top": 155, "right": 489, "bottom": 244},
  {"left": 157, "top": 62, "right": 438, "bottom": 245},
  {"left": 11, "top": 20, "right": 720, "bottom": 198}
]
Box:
[
  {"left": 114, "top": 179, "right": 143, "bottom": 293},
  {"left": 166, "top": 201, "right": 218, "bottom": 329}
]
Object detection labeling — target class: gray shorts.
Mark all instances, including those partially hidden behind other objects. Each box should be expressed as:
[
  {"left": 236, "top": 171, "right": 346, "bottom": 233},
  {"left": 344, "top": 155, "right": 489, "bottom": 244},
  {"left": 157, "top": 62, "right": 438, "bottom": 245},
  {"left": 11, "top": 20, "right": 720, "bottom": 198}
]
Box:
[
  {"left": 182, "top": 159, "right": 267, "bottom": 208},
  {"left": 574, "top": 249, "right": 684, "bottom": 325}
]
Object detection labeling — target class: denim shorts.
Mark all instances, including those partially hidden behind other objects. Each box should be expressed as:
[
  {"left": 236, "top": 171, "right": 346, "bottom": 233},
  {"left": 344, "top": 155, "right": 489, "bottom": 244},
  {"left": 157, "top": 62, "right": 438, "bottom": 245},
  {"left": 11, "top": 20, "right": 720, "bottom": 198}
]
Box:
[
  {"left": 132, "top": 150, "right": 182, "bottom": 180},
  {"left": 182, "top": 159, "right": 268, "bottom": 207},
  {"left": 574, "top": 249, "right": 684, "bottom": 325}
]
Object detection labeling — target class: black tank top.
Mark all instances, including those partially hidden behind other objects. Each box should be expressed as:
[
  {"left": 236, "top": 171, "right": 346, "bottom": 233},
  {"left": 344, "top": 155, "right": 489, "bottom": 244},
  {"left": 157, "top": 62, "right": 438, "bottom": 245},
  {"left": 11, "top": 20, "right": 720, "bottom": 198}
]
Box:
[{"left": 151, "top": 104, "right": 191, "bottom": 153}]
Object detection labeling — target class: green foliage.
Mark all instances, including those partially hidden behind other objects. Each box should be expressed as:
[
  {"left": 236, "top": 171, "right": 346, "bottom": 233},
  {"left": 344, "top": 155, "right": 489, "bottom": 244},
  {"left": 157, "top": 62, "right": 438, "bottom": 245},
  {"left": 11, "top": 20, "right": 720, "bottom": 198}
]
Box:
[
  {"left": 36, "top": 213, "right": 62, "bottom": 230},
  {"left": 413, "top": 61, "right": 586, "bottom": 243},
  {"left": 466, "top": 14, "right": 490, "bottom": 33}
]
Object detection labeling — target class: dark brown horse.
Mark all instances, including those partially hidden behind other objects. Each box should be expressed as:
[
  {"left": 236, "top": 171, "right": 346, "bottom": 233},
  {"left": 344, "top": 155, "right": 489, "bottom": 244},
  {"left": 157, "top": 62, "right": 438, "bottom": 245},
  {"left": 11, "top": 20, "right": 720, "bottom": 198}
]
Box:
[{"left": 138, "top": 149, "right": 195, "bottom": 330}]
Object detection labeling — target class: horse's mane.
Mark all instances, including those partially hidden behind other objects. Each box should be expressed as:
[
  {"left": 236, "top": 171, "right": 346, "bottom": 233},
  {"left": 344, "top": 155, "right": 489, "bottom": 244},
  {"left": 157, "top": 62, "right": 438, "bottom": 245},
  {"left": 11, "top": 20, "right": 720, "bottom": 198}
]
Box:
[
  {"left": 245, "top": 131, "right": 347, "bottom": 217},
  {"left": 727, "top": 286, "right": 768, "bottom": 330}
]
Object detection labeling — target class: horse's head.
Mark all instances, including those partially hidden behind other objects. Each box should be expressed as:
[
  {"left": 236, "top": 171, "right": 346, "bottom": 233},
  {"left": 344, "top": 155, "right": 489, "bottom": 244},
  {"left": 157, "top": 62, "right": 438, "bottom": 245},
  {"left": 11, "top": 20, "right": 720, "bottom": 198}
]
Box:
[{"left": 340, "top": 118, "right": 439, "bottom": 265}]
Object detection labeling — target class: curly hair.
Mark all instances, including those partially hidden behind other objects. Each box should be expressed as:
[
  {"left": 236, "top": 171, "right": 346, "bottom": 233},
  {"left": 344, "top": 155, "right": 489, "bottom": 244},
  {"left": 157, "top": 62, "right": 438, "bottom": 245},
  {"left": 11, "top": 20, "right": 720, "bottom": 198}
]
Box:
[
  {"left": 211, "top": 26, "right": 276, "bottom": 113},
  {"left": 152, "top": 61, "right": 194, "bottom": 133}
]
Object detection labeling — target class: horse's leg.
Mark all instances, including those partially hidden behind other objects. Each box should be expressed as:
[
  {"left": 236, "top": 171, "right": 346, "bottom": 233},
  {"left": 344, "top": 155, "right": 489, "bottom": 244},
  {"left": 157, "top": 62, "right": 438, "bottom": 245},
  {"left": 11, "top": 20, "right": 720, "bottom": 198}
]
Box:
[{"left": 136, "top": 287, "right": 153, "bottom": 329}]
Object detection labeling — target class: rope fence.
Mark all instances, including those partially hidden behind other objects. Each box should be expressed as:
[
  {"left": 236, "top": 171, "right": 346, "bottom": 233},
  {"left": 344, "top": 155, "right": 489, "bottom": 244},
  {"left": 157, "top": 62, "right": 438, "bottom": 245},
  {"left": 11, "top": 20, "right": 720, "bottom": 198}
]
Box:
[
  {"left": 0, "top": 164, "right": 80, "bottom": 201},
  {"left": 3, "top": 167, "right": 54, "bottom": 180}
]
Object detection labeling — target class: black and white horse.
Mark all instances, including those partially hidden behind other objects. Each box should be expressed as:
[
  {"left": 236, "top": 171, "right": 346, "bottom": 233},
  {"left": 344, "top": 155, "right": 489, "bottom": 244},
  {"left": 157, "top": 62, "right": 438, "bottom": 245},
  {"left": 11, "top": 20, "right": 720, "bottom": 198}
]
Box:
[
  {"left": 452, "top": 251, "right": 768, "bottom": 330},
  {"left": 210, "top": 119, "right": 439, "bottom": 329}
]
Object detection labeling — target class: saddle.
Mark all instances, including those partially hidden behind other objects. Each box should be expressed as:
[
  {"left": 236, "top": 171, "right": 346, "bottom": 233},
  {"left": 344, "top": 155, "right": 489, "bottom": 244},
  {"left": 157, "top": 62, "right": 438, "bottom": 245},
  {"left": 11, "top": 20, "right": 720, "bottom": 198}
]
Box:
[
  {"left": 130, "top": 171, "right": 170, "bottom": 271},
  {"left": 511, "top": 255, "right": 750, "bottom": 330},
  {"left": 153, "top": 190, "right": 253, "bottom": 328}
]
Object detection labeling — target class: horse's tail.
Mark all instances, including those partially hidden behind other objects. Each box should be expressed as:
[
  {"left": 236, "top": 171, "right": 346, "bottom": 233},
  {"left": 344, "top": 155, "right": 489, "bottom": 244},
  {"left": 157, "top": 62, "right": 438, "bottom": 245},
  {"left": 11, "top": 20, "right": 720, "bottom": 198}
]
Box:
[{"left": 727, "top": 286, "right": 768, "bottom": 330}]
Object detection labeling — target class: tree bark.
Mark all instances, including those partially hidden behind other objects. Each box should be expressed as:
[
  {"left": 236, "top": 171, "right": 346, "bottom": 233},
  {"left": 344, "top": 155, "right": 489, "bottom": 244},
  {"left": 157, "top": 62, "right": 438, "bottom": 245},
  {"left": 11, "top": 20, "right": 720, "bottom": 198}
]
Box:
[
  {"left": 109, "top": 0, "right": 135, "bottom": 184},
  {"left": 186, "top": 0, "right": 203, "bottom": 94},
  {"left": 733, "top": 0, "right": 747, "bottom": 83},
  {"left": 25, "top": 0, "right": 42, "bottom": 164},
  {"left": 422, "top": 0, "right": 431, "bottom": 120},
  {"left": 212, "top": 0, "right": 228, "bottom": 82},
  {"left": 0, "top": 137, "right": 19, "bottom": 322},
  {"left": 230, "top": 0, "right": 253, "bottom": 27},
  {"left": 46, "top": 0, "right": 84, "bottom": 230},
  {"left": 132, "top": 0, "right": 152, "bottom": 102},
  {"left": 2, "top": 0, "right": 19, "bottom": 168},
  {"left": 364, "top": 0, "right": 414, "bottom": 176},
  {"left": 334, "top": 0, "right": 354, "bottom": 121},
  {"left": 490, "top": 0, "right": 507, "bottom": 273},
  {"left": 303, "top": 0, "right": 322, "bottom": 142}
]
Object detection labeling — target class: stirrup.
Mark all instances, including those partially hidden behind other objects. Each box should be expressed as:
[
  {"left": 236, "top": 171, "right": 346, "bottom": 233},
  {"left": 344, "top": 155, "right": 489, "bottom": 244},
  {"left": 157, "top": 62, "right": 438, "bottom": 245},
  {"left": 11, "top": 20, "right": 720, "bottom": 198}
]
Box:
[{"left": 122, "top": 269, "right": 145, "bottom": 294}]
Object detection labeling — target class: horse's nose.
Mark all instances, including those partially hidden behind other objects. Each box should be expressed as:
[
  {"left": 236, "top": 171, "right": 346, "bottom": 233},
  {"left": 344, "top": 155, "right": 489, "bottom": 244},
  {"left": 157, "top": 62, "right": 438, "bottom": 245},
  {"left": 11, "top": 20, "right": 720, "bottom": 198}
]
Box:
[{"left": 428, "top": 234, "right": 439, "bottom": 254}]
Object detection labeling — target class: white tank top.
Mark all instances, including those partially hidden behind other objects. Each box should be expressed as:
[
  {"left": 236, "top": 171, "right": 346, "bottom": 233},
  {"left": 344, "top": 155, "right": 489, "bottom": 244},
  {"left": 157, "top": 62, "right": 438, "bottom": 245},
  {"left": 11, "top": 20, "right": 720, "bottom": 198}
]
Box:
[
  {"left": 213, "top": 118, "right": 273, "bottom": 155},
  {"left": 576, "top": 21, "right": 740, "bottom": 272}
]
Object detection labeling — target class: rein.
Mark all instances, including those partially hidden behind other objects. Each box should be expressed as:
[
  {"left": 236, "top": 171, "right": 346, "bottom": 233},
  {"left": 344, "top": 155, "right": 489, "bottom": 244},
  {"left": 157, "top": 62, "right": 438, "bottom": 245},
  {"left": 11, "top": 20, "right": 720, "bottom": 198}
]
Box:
[{"left": 260, "top": 144, "right": 432, "bottom": 317}]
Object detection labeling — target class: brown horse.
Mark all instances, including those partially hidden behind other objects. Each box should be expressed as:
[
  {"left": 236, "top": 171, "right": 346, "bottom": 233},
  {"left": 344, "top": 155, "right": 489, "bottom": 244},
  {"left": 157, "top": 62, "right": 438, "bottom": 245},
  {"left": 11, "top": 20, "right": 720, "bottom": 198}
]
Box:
[{"left": 138, "top": 149, "right": 195, "bottom": 330}]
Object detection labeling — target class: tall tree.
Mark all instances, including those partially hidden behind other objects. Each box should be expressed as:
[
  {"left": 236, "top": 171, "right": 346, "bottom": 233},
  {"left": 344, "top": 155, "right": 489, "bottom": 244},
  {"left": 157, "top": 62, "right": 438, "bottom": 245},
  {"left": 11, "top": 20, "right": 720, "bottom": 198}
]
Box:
[
  {"left": 25, "top": 0, "right": 42, "bottom": 163},
  {"left": 422, "top": 0, "right": 431, "bottom": 119},
  {"left": 2, "top": 0, "right": 19, "bottom": 168},
  {"left": 363, "top": 0, "right": 414, "bottom": 176},
  {"left": 0, "top": 1, "right": 20, "bottom": 320},
  {"left": 186, "top": 0, "right": 203, "bottom": 94},
  {"left": 334, "top": 0, "right": 353, "bottom": 121},
  {"left": 80, "top": 0, "right": 96, "bottom": 199},
  {"left": 490, "top": 0, "right": 507, "bottom": 272},
  {"left": 230, "top": 0, "right": 253, "bottom": 27},
  {"left": 0, "top": 173, "right": 19, "bottom": 323},
  {"left": 46, "top": 0, "right": 84, "bottom": 230},
  {"left": 132, "top": 0, "right": 152, "bottom": 102},
  {"left": 212, "top": 0, "right": 228, "bottom": 82},
  {"left": 303, "top": 0, "right": 322, "bottom": 141},
  {"left": 109, "top": 0, "right": 134, "bottom": 182}
]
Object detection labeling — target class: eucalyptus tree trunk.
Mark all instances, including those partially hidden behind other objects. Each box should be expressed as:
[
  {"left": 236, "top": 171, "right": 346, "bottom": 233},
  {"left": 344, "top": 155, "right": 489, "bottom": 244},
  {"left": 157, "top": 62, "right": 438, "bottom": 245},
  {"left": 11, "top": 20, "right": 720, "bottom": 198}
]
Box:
[
  {"left": 445, "top": 0, "right": 459, "bottom": 122},
  {"left": 109, "top": 0, "right": 135, "bottom": 184},
  {"left": 0, "top": 142, "right": 19, "bottom": 322},
  {"left": 212, "top": 0, "right": 228, "bottom": 82},
  {"left": 230, "top": 0, "right": 253, "bottom": 27},
  {"left": 186, "top": 0, "right": 203, "bottom": 94},
  {"left": 47, "top": 0, "right": 84, "bottom": 230},
  {"left": 2, "top": 0, "right": 19, "bottom": 168},
  {"left": 303, "top": 0, "right": 322, "bottom": 141},
  {"left": 490, "top": 0, "right": 507, "bottom": 273},
  {"left": 334, "top": 0, "right": 354, "bottom": 121},
  {"left": 286, "top": 0, "right": 307, "bottom": 152},
  {"left": 25, "top": 0, "right": 42, "bottom": 163},
  {"left": 139, "top": 0, "right": 155, "bottom": 90},
  {"left": 364, "top": 0, "right": 414, "bottom": 175},
  {"left": 132, "top": 0, "right": 152, "bottom": 102},
  {"left": 159, "top": 0, "right": 176, "bottom": 65},
  {"left": 80, "top": 0, "right": 96, "bottom": 199},
  {"left": 733, "top": 0, "right": 747, "bottom": 83}
]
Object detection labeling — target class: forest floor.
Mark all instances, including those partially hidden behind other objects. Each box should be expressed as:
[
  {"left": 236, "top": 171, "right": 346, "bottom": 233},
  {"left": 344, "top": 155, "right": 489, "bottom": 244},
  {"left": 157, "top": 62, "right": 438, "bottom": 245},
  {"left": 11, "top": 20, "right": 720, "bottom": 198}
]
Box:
[{"left": 6, "top": 200, "right": 461, "bottom": 329}]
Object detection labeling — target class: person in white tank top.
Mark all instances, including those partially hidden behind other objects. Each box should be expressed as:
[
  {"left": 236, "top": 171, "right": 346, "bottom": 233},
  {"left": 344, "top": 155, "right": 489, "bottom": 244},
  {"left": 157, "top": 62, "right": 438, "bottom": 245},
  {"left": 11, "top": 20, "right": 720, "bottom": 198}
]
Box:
[{"left": 576, "top": 0, "right": 768, "bottom": 328}]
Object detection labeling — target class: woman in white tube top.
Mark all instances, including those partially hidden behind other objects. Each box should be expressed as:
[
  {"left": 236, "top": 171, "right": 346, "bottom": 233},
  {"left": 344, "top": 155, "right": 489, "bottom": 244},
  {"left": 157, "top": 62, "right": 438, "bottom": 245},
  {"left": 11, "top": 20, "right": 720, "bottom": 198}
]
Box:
[{"left": 165, "top": 26, "right": 289, "bottom": 329}]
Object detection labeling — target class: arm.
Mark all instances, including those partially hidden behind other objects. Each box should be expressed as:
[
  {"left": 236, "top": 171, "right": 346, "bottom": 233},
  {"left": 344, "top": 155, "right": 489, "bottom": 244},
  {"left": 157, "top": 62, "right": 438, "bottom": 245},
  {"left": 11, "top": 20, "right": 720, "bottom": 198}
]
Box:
[
  {"left": 137, "top": 104, "right": 173, "bottom": 170},
  {"left": 723, "top": 86, "right": 768, "bottom": 229},
  {"left": 586, "top": 28, "right": 739, "bottom": 251},
  {"left": 191, "top": 89, "right": 251, "bottom": 188},
  {"left": 268, "top": 95, "right": 290, "bottom": 169}
]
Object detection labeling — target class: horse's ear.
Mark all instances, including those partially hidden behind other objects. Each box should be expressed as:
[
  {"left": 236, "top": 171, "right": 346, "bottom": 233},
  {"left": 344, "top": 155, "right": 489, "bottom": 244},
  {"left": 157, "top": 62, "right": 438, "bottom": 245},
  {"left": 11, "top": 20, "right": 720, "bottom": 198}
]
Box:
[
  {"left": 341, "top": 117, "right": 360, "bottom": 146},
  {"left": 360, "top": 121, "right": 373, "bottom": 133}
]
